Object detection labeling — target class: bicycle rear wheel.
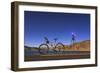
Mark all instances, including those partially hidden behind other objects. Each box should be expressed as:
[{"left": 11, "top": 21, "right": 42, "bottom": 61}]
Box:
[{"left": 39, "top": 44, "right": 49, "bottom": 54}]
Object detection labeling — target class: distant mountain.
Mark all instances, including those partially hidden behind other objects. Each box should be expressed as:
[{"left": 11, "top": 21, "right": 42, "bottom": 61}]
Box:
[
  {"left": 24, "top": 46, "right": 39, "bottom": 51},
  {"left": 64, "top": 40, "right": 90, "bottom": 51},
  {"left": 24, "top": 40, "right": 90, "bottom": 52}
]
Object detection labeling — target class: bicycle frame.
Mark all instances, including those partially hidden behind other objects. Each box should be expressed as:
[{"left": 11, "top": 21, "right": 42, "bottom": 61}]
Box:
[{"left": 45, "top": 39, "right": 57, "bottom": 49}]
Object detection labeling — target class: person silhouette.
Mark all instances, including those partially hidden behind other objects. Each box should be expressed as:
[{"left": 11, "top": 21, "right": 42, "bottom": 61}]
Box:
[{"left": 71, "top": 32, "right": 76, "bottom": 44}]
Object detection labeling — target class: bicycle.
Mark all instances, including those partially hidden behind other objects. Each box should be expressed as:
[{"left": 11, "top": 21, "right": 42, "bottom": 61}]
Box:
[{"left": 38, "top": 37, "right": 65, "bottom": 54}]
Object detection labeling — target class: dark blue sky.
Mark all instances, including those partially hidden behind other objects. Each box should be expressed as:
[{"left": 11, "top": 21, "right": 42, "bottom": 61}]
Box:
[{"left": 24, "top": 11, "right": 90, "bottom": 47}]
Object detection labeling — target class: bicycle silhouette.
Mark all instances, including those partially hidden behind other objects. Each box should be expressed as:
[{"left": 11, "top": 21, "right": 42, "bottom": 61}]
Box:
[{"left": 39, "top": 37, "right": 65, "bottom": 54}]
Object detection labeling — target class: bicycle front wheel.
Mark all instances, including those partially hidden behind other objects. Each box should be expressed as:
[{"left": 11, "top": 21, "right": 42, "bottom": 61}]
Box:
[{"left": 55, "top": 43, "right": 65, "bottom": 52}]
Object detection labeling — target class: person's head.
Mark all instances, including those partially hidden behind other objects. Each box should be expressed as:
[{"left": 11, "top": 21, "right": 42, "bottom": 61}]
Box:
[
  {"left": 71, "top": 32, "right": 76, "bottom": 36},
  {"left": 72, "top": 32, "right": 74, "bottom": 35}
]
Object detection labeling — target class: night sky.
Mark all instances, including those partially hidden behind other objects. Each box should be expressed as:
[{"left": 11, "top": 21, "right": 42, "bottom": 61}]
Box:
[{"left": 24, "top": 11, "right": 90, "bottom": 47}]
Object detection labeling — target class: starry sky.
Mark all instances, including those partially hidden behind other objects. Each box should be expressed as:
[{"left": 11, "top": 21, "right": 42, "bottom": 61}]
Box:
[{"left": 24, "top": 11, "right": 90, "bottom": 47}]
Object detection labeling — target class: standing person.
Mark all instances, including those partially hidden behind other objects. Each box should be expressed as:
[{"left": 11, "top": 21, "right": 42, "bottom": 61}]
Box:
[{"left": 71, "top": 32, "right": 76, "bottom": 44}]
